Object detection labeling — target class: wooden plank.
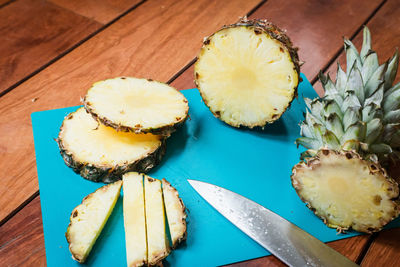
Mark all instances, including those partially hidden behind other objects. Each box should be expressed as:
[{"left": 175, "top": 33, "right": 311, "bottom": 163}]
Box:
[
  {"left": 172, "top": 0, "right": 384, "bottom": 91},
  {"left": 0, "top": 0, "right": 101, "bottom": 94},
  {"left": 316, "top": 0, "right": 400, "bottom": 95},
  {"left": 361, "top": 229, "right": 400, "bottom": 266},
  {"left": 0, "top": 0, "right": 261, "bottom": 222},
  {"left": 49, "top": 0, "right": 143, "bottom": 24},
  {"left": 0, "top": 197, "right": 46, "bottom": 267}
]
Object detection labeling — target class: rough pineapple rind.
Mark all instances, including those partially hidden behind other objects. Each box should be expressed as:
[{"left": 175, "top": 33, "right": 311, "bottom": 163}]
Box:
[
  {"left": 66, "top": 180, "right": 122, "bottom": 263},
  {"left": 123, "top": 172, "right": 148, "bottom": 267},
  {"left": 144, "top": 176, "right": 170, "bottom": 265},
  {"left": 83, "top": 77, "right": 189, "bottom": 136},
  {"left": 56, "top": 108, "right": 166, "bottom": 183},
  {"left": 291, "top": 149, "right": 400, "bottom": 233},
  {"left": 195, "top": 17, "right": 300, "bottom": 128},
  {"left": 162, "top": 178, "right": 187, "bottom": 248}
]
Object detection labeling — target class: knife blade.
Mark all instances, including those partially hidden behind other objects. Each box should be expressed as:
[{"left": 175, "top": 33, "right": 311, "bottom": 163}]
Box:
[{"left": 188, "top": 179, "right": 358, "bottom": 267}]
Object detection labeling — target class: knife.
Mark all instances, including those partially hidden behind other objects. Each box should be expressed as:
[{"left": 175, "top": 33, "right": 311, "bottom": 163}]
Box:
[{"left": 188, "top": 179, "right": 359, "bottom": 267}]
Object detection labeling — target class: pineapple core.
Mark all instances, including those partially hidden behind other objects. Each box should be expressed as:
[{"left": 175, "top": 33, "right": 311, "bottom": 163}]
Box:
[
  {"left": 195, "top": 26, "right": 298, "bottom": 127},
  {"left": 293, "top": 151, "right": 399, "bottom": 232},
  {"left": 60, "top": 107, "right": 162, "bottom": 166}
]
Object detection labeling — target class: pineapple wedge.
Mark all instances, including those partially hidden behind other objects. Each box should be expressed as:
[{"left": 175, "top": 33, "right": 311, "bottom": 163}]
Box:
[
  {"left": 162, "top": 179, "right": 187, "bottom": 248},
  {"left": 292, "top": 150, "right": 400, "bottom": 233},
  {"left": 123, "top": 172, "right": 148, "bottom": 267},
  {"left": 83, "top": 77, "right": 189, "bottom": 136},
  {"left": 144, "top": 176, "right": 170, "bottom": 265},
  {"left": 66, "top": 180, "right": 122, "bottom": 263},
  {"left": 57, "top": 107, "right": 165, "bottom": 183},
  {"left": 195, "top": 18, "right": 300, "bottom": 128}
]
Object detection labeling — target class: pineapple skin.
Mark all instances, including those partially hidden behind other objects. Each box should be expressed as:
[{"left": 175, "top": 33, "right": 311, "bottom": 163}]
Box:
[
  {"left": 194, "top": 17, "right": 301, "bottom": 128},
  {"left": 291, "top": 149, "right": 400, "bottom": 233},
  {"left": 56, "top": 112, "right": 166, "bottom": 183},
  {"left": 83, "top": 77, "right": 189, "bottom": 136}
]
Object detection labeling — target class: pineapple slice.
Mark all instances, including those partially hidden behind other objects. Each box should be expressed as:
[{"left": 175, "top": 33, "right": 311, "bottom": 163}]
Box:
[
  {"left": 194, "top": 18, "right": 300, "bottom": 128},
  {"left": 144, "top": 176, "right": 170, "bottom": 265},
  {"left": 123, "top": 172, "right": 148, "bottom": 267},
  {"left": 291, "top": 150, "right": 400, "bottom": 233},
  {"left": 66, "top": 180, "right": 122, "bottom": 263},
  {"left": 83, "top": 77, "right": 189, "bottom": 135},
  {"left": 57, "top": 107, "right": 165, "bottom": 183},
  {"left": 162, "top": 179, "right": 187, "bottom": 248}
]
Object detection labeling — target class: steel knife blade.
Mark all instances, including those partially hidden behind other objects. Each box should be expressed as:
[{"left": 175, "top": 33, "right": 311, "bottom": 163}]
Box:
[{"left": 188, "top": 179, "right": 358, "bottom": 267}]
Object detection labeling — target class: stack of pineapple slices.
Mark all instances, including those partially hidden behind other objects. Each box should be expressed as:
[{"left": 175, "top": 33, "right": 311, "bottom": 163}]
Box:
[
  {"left": 66, "top": 173, "right": 187, "bottom": 265},
  {"left": 195, "top": 17, "right": 300, "bottom": 128},
  {"left": 57, "top": 77, "right": 188, "bottom": 183}
]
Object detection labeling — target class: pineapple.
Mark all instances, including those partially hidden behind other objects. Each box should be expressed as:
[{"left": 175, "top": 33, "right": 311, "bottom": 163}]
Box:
[
  {"left": 83, "top": 77, "right": 189, "bottom": 136},
  {"left": 162, "top": 179, "right": 187, "bottom": 248},
  {"left": 144, "top": 176, "right": 170, "bottom": 265},
  {"left": 57, "top": 107, "right": 165, "bottom": 183},
  {"left": 291, "top": 27, "right": 400, "bottom": 233},
  {"left": 123, "top": 172, "right": 148, "bottom": 267},
  {"left": 66, "top": 180, "right": 122, "bottom": 263},
  {"left": 194, "top": 17, "right": 300, "bottom": 128}
]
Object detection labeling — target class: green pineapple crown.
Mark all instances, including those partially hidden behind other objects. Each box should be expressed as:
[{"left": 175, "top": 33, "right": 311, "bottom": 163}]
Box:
[{"left": 297, "top": 27, "right": 400, "bottom": 162}]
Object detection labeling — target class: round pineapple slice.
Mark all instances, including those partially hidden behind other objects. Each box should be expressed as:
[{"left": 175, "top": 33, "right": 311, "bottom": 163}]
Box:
[
  {"left": 291, "top": 149, "right": 400, "bottom": 233},
  {"left": 57, "top": 107, "right": 165, "bottom": 183},
  {"left": 83, "top": 77, "right": 189, "bottom": 135},
  {"left": 194, "top": 18, "right": 300, "bottom": 128}
]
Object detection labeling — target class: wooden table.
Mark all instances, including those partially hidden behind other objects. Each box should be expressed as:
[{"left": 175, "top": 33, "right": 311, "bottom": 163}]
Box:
[{"left": 1, "top": 0, "right": 400, "bottom": 266}]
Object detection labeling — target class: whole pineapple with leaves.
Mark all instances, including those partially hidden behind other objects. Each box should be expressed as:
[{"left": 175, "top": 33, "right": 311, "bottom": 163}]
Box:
[{"left": 291, "top": 27, "right": 400, "bottom": 233}]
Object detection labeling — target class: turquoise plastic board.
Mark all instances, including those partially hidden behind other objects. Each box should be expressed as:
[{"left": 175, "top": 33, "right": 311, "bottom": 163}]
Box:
[{"left": 32, "top": 74, "right": 400, "bottom": 267}]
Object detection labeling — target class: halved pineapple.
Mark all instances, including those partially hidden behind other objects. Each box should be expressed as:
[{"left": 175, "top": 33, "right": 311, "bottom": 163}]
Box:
[
  {"left": 194, "top": 18, "right": 300, "bottom": 128},
  {"left": 123, "top": 172, "right": 148, "bottom": 267},
  {"left": 57, "top": 107, "right": 165, "bottom": 183},
  {"left": 144, "top": 176, "right": 170, "bottom": 265},
  {"left": 83, "top": 77, "right": 189, "bottom": 135},
  {"left": 291, "top": 150, "right": 400, "bottom": 233},
  {"left": 162, "top": 179, "right": 187, "bottom": 248},
  {"left": 66, "top": 180, "right": 122, "bottom": 263}
]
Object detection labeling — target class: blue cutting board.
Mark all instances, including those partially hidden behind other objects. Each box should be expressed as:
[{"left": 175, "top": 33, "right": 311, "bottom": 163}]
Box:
[{"left": 32, "top": 74, "right": 400, "bottom": 267}]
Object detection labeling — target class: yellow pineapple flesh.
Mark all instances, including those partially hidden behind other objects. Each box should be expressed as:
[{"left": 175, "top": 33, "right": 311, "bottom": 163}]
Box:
[{"left": 66, "top": 181, "right": 122, "bottom": 263}]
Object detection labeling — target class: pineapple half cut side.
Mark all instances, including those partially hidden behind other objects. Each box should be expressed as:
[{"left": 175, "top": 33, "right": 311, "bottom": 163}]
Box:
[
  {"left": 83, "top": 77, "right": 189, "bottom": 136},
  {"left": 195, "top": 18, "right": 300, "bottom": 128},
  {"left": 66, "top": 180, "right": 122, "bottom": 263},
  {"left": 291, "top": 150, "right": 400, "bottom": 233},
  {"left": 162, "top": 178, "right": 187, "bottom": 248},
  {"left": 57, "top": 107, "right": 165, "bottom": 183}
]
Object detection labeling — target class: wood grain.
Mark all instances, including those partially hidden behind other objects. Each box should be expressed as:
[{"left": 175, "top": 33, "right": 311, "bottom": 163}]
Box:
[
  {"left": 361, "top": 228, "right": 400, "bottom": 266},
  {"left": 49, "top": 0, "right": 143, "bottom": 24},
  {"left": 315, "top": 0, "right": 400, "bottom": 95},
  {"left": 0, "top": 0, "right": 101, "bottom": 94},
  {"left": 172, "top": 0, "right": 384, "bottom": 91},
  {"left": 0, "top": 197, "right": 46, "bottom": 267},
  {"left": 0, "top": 0, "right": 261, "bottom": 222}
]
